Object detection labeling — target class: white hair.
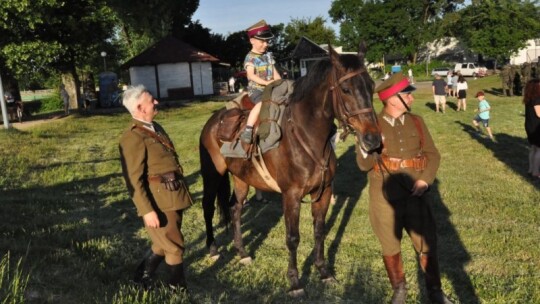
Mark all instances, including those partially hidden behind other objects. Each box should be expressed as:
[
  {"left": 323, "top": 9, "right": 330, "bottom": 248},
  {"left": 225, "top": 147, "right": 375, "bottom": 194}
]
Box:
[{"left": 122, "top": 85, "right": 148, "bottom": 115}]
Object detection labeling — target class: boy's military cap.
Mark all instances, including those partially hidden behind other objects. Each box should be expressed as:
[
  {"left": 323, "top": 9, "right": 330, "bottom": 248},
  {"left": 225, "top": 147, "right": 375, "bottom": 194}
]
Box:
[
  {"left": 246, "top": 19, "right": 274, "bottom": 40},
  {"left": 375, "top": 72, "right": 416, "bottom": 101}
]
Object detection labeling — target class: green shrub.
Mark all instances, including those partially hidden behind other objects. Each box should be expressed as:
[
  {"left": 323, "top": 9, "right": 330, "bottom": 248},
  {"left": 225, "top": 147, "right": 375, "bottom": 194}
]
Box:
[{"left": 39, "top": 93, "right": 62, "bottom": 113}]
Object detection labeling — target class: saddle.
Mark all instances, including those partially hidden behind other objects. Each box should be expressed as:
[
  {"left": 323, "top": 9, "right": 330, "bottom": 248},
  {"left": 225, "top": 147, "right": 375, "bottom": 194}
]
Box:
[{"left": 218, "top": 80, "right": 294, "bottom": 150}]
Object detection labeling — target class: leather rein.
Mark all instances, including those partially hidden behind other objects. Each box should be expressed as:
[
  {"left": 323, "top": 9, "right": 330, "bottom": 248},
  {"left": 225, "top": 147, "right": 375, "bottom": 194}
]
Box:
[{"left": 286, "top": 67, "right": 372, "bottom": 202}]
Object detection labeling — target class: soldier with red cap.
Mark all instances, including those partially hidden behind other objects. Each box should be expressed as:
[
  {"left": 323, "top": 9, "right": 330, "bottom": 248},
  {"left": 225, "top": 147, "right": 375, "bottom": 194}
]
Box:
[
  {"left": 356, "top": 73, "right": 452, "bottom": 304},
  {"left": 240, "top": 19, "right": 281, "bottom": 144}
]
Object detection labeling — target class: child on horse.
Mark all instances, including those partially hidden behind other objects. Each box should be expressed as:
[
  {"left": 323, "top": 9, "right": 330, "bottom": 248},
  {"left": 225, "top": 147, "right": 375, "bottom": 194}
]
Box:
[{"left": 239, "top": 19, "right": 281, "bottom": 144}]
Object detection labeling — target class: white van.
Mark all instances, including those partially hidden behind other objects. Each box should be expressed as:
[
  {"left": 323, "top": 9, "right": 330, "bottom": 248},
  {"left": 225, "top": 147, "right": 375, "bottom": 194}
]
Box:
[{"left": 454, "top": 63, "right": 486, "bottom": 77}]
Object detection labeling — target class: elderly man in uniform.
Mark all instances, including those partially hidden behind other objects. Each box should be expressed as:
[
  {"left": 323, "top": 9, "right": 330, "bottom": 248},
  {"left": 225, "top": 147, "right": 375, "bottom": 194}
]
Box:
[
  {"left": 356, "top": 73, "right": 452, "bottom": 304},
  {"left": 119, "top": 85, "right": 193, "bottom": 291}
]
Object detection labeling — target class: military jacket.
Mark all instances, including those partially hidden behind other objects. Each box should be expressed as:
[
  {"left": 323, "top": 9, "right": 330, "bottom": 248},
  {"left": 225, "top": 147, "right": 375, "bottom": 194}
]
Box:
[
  {"left": 119, "top": 119, "right": 192, "bottom": 216},
  {"left": 356, "top": 112, "right": 440, "bottom": 199}
]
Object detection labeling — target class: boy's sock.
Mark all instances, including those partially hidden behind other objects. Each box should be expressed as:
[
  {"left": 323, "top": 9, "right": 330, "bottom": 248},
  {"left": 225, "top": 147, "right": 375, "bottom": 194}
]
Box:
[{"left": 240, "top": 126, "right": 254, "bottom": 143}]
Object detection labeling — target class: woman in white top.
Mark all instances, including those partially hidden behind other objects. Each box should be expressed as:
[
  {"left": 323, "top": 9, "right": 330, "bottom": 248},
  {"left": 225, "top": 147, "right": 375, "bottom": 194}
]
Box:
[{"left": 456, "top": 75, "right": 468, "bottom": 111}]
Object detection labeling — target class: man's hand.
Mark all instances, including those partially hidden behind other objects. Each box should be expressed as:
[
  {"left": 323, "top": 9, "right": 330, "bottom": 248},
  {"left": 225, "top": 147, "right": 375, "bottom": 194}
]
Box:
[
  {"left": 143, "top": 211, "right": 160, "bottom": 228},
  {"left": 411, "top": 180, "right": 429, "bottom": 196}
]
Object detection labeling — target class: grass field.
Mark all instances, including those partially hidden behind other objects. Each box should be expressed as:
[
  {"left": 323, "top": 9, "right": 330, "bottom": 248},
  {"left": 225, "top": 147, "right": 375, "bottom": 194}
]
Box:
[{"left": 1, "top": 75, "right": 539, "bottom": 303}]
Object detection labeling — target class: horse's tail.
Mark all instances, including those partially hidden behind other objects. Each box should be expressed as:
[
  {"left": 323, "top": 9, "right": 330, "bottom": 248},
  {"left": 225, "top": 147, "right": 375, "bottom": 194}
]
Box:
[{"left": 199, "top": 138, "right": 232, "bottom": 232}]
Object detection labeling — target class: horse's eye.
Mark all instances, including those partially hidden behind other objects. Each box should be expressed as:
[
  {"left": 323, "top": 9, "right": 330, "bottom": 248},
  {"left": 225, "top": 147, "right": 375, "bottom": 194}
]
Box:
[{"left": 342, "top": 87, "right": 351, "bottom": 94}]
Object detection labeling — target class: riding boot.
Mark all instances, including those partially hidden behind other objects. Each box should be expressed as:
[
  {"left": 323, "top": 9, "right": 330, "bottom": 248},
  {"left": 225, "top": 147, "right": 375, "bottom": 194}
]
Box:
[
  {"left": 133, "top": 251, "right": 164, "bottom": 290},
  {"left": 419, "top": 253, "right": 453, "bottom": 304},
  {"left": 383, "top": 253, "right": 408, "bottom": 304},
  {"left": 167, "top": 263, "right": 188, "bottom": 292}
]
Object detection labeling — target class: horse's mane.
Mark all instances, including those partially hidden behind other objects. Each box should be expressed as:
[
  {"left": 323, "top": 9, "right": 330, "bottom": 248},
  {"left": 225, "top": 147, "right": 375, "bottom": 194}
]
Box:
[{"left": 289, "top": 54, "right": 363, "bottom": 103}]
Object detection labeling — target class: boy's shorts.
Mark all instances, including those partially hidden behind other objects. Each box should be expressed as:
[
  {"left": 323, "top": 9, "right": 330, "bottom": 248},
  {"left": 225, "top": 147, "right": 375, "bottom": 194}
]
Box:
[{"left": 474, "top": 115, "right": 490, "bottom": 127}]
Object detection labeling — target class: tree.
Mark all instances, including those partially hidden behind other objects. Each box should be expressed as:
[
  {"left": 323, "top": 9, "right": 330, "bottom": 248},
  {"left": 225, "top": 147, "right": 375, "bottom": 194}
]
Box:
[
  {"left": 0, "top": 0, "right": 116, "bottom": 109},
  {"left": 282, "top": 17, "right": 337, "bottom": 50},
  {"left": 107, "top": 0, "right": 199, "bottom": 58},
  {"left": 329, "top": 0, "right": 464, "bottom": 64},
  {"left": 454, "top": 0, "right": 540, "bottom": 65}
]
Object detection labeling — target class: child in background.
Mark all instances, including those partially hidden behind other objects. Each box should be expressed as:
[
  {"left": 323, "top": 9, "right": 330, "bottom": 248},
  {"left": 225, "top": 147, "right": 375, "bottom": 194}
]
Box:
[{"left": 472, "top": 91, "right": 495, "bottom": 141}]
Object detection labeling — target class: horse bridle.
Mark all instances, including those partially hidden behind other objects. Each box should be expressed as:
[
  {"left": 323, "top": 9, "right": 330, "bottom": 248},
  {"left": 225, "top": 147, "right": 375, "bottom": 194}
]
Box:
[{"left": 329, "top": 67, "right": 374, "bottom": 139}]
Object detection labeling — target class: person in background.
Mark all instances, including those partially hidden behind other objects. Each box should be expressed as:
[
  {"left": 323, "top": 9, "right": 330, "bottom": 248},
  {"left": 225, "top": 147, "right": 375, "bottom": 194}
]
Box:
[
  {"left": 472, "top": 91, "right": 495, "bottom": 141},
  {"left": 432, "top": 74, "right": 447, "bottom": 113},
  {"left": 523, "top": 79, "right": 540, "bottom": 179},
  {"left": 356, "top": 72, "right": 453, "bottom": 304},
  {"left": 451, "top": 72, "right": 459, "bottom": 98},
  {"left": 408, "top": 68, "right": 414, "bottom": 84},
  {"left": 456, "top": 75, "right": 468, "bottom": 111},
  {"left": 228, "top": 76, "right": 236, "bottom": 94},
  {"left": 239, "top": 19, "right": 281, "bottom": 144},
  {"left": 119, "top": 85, "right": 193, "bottom": 292},
  {"left": 446, "top": 71, "right": 453, "bottom": 97}
]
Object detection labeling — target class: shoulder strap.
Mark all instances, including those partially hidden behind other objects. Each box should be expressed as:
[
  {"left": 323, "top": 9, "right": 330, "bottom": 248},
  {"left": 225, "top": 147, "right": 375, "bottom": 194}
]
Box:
[
  {"left": 132, "top": 124, "right": 176, "bottom": 153},
  {"left": 410, "top": 115, "right": 424, "bottom": 151}
]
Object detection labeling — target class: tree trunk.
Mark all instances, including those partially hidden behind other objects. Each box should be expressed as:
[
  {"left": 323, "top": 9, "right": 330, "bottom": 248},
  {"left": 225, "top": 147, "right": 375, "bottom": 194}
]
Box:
[{"left": 61, "top": 69, "right": 81, "bottom": 111}]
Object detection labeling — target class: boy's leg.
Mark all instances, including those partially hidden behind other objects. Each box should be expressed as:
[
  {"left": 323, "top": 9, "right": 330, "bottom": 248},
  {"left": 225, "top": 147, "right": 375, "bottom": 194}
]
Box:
[
  {"left": 240, "top": 102, "right": 262, "bottom": 144},
  {"left": 485, "top": 126, "right": 494, "bottom": 140}
]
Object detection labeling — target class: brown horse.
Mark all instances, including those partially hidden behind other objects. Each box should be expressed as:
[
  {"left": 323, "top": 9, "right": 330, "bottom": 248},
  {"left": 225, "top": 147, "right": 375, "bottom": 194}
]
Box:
[{"left": 199, "top": 43, "right": 381, "bottom": 296}]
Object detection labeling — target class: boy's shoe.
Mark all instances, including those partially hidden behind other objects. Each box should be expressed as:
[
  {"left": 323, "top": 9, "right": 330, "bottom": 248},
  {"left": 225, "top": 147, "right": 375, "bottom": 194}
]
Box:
[{"left": 240, "top": 128, "right": 253, "bottom": 144}]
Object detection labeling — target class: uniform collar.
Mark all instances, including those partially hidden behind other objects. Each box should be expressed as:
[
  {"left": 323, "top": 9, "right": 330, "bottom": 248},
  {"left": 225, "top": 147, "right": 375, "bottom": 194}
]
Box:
[
  {"left": 382, "top": 113, "right": 406, "bottom": 127},
  {"left": 132, "top": 118, "right": 155, "bottom": 132}
]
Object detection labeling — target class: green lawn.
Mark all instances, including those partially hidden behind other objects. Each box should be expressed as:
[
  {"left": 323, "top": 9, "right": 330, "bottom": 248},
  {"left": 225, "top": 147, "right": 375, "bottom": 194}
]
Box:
[{"left": 1, "top": 75, "right": 538, "bottom": 303}]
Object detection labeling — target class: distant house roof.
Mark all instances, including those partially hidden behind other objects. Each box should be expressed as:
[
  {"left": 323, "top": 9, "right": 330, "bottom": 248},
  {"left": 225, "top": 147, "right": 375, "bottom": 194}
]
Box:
[
  {"left": 122, "top": 36, "right": 220, "bottom": 68},
  {"left": 290, "top": 36, "right": 328, "bottom": 59}
]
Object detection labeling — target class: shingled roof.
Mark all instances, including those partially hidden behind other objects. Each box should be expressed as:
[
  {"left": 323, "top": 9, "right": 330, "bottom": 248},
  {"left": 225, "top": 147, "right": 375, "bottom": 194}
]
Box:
[{"left": 122, "top": 36, "right": 220, "bottom": 68}]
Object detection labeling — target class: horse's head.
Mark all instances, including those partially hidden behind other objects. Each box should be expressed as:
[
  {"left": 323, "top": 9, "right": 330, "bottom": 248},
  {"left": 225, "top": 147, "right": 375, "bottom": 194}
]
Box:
[{"left": 328, "top": 42, "right": 381, "bottom": 153}]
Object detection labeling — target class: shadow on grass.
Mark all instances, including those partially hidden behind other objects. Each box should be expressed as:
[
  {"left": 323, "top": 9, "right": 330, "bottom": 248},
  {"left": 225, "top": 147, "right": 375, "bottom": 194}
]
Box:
[
  {"left": 455, "top": 121, "right": 538, "bottom": 189},
  {"left": 0, "top": 172, "right": 151, "bottom": 302},
  {"left": 424, "top": 101, "right": 458, "bottom": 112},
  {"left": 427, "top": 180, "right": 480, "bottom": 304}
]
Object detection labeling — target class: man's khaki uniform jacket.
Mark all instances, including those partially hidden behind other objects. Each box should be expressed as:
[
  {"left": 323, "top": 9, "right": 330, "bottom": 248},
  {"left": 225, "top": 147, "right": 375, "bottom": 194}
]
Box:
[
  {"left": 119, "top": 119, "right": 192, "bottom": 217},
  {"left": 356, "top": 112, "right": 440, "bottom": 200}
]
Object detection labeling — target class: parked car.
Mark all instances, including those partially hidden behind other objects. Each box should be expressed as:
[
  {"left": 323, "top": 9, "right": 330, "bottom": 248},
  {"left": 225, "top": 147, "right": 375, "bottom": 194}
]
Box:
[
  {"left": 454, "top": 63, "right": 485, "bottom": 77},
  {"left": 431, "top": 67, "right": 451, "bottom": 77}
]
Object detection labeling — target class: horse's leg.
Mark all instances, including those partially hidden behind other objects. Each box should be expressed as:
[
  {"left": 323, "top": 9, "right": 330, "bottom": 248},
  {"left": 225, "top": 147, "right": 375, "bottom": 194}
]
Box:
[
  {"left": 311, "top": 186, "right": 336, "bottom": 284},
  {"left": 231, "top": 177, "right": 250, "bottom": 263},
  {"left": 202, "top": 173, "right": 219, "bottom": 258},
  {"left": 282, "top": 190, "right": 304, "bottom": 296},
  {"left": 200, "top": 141, "right": 228, "bottom": 259}
]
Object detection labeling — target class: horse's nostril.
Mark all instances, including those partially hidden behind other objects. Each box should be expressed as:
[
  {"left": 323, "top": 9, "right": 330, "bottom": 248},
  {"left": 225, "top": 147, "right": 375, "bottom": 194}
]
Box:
[{"left": 363, "top": 133, "right": 382, "bottom": 150}]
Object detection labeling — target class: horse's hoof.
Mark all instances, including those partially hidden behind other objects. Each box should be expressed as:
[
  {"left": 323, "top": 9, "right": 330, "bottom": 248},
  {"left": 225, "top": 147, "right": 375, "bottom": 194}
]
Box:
[
  {"left": 239, "top": 256, "right": 252, "bottom": 265},
  {"left": 322, "top": 276, "right": 338, "bottom": 285},
  {"left": 287, "top": 288, "right": 305, "bottom": 298}
]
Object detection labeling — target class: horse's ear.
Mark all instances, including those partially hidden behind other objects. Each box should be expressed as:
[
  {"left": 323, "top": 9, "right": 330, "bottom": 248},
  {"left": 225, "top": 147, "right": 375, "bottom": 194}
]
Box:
[
  {"left": 328, "top": 43, "right": 344, "bottom": 71},
  {"left": 358, "top": 41, "right": 367, "bottom": 62}
]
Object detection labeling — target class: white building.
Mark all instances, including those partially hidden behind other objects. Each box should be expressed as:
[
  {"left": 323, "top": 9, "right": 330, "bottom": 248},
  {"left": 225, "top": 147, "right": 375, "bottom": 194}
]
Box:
[{"left": 509, "top": 39, "right": 540, "bottom": 65}]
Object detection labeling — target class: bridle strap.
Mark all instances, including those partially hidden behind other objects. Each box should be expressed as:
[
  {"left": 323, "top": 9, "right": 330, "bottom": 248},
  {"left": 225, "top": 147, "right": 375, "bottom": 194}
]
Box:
[{"left": 329, "top": 67, "right": 373, "bottom": 138}]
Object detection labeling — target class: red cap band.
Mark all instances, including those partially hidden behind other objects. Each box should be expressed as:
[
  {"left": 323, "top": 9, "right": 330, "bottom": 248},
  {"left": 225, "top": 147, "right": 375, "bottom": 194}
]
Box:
[
  {"left": 247, "top": 25, "right": 270, "bottom": 38},
  {"left": 378, "top": 78, "right": 410, "bottom": 101}
]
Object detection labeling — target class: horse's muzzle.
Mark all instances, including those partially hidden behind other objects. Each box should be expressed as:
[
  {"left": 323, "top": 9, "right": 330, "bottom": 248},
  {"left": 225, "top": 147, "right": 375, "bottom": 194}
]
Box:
[{"left": 360, "top": 132, "right": 382, "bottom": 153}]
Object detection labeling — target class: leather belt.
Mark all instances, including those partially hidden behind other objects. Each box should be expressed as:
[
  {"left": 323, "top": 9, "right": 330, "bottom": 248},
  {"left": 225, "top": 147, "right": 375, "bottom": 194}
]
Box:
[{"left": 374, "top": 155, "right": 427, "bottom": 172}]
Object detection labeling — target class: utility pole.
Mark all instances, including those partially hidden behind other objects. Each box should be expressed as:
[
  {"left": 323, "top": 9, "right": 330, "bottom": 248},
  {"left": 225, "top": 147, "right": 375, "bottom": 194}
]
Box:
[{"left": 0, "top": 73, "right": 11, "bottom": 129}]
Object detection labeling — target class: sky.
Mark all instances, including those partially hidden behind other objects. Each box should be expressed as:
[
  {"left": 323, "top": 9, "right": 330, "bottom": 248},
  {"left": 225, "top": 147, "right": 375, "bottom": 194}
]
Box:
[{"left": 191, "top": 0, "right": 339, "bottom": 36}]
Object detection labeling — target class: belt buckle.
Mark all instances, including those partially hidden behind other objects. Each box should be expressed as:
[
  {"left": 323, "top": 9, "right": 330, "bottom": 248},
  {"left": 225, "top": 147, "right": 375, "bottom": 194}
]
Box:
[{"left": 399, "top": 160, "right": 406, "bottom": 168}]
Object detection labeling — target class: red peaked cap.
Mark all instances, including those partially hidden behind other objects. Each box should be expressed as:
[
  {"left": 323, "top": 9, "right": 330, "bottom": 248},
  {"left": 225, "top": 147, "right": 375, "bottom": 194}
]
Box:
[
  {"left": 246, "top": 19, "right": 274, "bottom": 40},
  {"left": 375, "top": 72, "right": 416, "bottom": 101}
]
